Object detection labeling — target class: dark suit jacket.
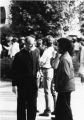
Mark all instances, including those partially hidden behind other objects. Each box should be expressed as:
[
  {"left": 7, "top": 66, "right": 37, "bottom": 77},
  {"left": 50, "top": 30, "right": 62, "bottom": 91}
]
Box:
[{"left": 11, "top": 48, "right": 40, "bottom": 89}]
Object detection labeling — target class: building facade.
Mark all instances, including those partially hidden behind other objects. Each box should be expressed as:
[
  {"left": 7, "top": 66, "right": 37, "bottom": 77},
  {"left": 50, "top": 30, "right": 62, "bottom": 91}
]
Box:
[{"left": 0, "top": 0, "right": 11, "bottom": 27}]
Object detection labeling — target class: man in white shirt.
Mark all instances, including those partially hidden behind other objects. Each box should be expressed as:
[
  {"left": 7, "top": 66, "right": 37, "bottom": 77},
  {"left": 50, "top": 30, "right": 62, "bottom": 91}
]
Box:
[
  {"left": 3, "top": 36, "right": 13, "bottom": 58},
  {"left": 39, "top": 35, "right": 56, "bottom": 116},
  {"left": 11, "top": 37, "right": 20, "bottom": 58}
]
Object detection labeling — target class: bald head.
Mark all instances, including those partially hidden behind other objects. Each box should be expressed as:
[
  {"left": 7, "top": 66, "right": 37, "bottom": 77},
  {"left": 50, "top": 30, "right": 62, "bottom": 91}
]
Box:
[
  {"left": 25, "top": 36, "right": 36, "bottom": 50},
  {"left": 26, "top": 36, "right": 35, "bottom": 44}
]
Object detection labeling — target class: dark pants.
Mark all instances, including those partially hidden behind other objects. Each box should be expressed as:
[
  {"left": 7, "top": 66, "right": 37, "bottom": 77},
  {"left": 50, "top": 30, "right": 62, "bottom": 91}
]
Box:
[
  {"left": 17, "top": 86, "right": 37, "bottom": 120},
  {"left": 54, "top": 92, "right": 73, "bottom": 120}
]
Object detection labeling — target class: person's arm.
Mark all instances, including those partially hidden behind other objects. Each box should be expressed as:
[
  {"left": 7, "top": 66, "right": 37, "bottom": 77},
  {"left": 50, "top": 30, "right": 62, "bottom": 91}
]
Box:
[
  {"left": 11, "top": 54, "right": 19, "bottom": 93},
  {"left": 62, "top": 58, "right": 74, "bottom": 80},
  {"left": 40, "top": 49, "right": 48, "bottom": 67},
  {"left": 51, "top": 53, "right": 61, "bottom": 69},
  {"left": 3, "top": 45, "right": 10, "bottom": 50},
  {"left": 62, "top": 59, "right": 71, "bottom": 77}
]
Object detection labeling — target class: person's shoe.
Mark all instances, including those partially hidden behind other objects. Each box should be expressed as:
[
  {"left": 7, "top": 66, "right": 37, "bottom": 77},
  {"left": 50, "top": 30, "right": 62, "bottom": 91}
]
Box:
[
  {"left": 51, "top": 111, "right": 55, "bottom": 115},
  {"left": 39, "top": 112, "right": 51, "bottom": 116},
  {"left": 39, "top": 109, "right": 51, "bottom": 116}
]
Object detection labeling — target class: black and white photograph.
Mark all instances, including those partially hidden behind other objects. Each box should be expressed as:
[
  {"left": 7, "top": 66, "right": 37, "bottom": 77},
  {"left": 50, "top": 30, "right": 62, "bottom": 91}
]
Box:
[{"left": 0, "top": 0, "right": 84, "bottom": 120}]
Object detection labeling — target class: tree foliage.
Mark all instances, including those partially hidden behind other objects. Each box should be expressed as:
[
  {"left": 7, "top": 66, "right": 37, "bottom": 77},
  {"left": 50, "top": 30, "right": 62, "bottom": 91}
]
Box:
[
  {"left": 79, "top": 1, "right": 84, "bottom": 35},
  {"left": 10, "top": 0, "right": 75, "bottom": 38}
]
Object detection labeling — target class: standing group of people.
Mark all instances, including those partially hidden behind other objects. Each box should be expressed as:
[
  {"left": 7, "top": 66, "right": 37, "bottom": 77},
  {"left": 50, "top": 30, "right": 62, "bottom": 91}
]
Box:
[
  {"left": 1, "top": 36, "right": 20, "bottom": 59},
  {"left": 11, "top": 35, "right": 75, "bottom": 120},
  {"left": 78, "top": 40, "right": 84, "bottom": 82},
  {"left": 73, "top": 38, "right": 84, "bottom": 81}
]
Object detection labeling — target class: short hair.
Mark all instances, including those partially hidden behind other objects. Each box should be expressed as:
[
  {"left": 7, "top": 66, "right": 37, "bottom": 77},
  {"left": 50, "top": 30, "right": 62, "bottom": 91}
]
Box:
[
  {"left": 6, "top": 36, "right": 13, "bottom": 41},
  {"left": 57, "top": 38, "right": 74, "bottom": 56},
  {"left": 12, "top": 37, "right": 18, "bottom": 42},
  {"left": 37, "top": 39, "right": 43, "bottom": 45},
  {"left": 45, "top": 35, "right": 54, "bottom": 47}
]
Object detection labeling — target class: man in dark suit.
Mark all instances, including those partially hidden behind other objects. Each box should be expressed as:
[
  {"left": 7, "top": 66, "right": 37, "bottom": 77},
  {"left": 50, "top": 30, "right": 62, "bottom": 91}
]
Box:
[{"left": 11, "top": 36, "right": 40, "bottom": 120}]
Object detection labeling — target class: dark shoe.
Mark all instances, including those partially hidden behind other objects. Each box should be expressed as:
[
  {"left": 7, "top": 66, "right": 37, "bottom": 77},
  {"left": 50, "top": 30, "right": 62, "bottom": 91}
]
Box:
[
  {"left": 39, "top": 112, "right": 51, "bottom": 116},
  {"left": 51, "top": 111, "right": 55, "bottom": 115},
  {"left": 39, "top": 109, "right": 51, "bottom": 116}
]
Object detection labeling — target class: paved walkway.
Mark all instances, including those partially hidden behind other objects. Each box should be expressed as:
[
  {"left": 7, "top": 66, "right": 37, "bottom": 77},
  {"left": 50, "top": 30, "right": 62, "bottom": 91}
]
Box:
[{"left": 0, "top": 77, "right": 84, "bottom": 120}]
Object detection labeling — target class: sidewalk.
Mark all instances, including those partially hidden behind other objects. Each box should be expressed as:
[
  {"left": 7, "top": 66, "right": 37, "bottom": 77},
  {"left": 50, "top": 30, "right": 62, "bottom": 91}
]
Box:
[
  {"left": 71, "top": 77, "right": 84, "bottom": 120},
  {"left": 0, "top": 77, "right": 84, "bottom": 120},
  {"left": 0, "top": 80, "right": 53, "bottom": 120}
]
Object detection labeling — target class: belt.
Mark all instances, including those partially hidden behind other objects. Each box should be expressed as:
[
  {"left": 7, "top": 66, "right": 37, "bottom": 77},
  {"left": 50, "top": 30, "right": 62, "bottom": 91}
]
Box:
[{"left": 42, "top": 67, "right": 52, "bottom": 69}]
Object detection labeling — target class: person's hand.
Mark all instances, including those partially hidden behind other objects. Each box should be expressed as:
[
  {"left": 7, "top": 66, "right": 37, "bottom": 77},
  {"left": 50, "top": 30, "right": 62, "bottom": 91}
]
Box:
[
  {"left": 12, "top": 86, "right": 17, "bottom": 94},
  {"left": 37, "top": 71, "right": 41, "bottom": 79},
  {"left": 55, "top": 52, "right": 61, "bottom": 59}
]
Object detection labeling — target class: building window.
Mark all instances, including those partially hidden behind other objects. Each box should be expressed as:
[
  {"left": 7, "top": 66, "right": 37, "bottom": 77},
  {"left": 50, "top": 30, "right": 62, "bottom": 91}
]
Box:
[{"left": 0, "top": 7, "right": 6, "bottom": 24}]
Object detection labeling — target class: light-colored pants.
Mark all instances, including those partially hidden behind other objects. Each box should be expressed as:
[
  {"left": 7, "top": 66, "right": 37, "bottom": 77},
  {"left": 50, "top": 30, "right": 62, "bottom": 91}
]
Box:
[{"left": 42, "top": 68, "right": 54, "bottom": 112}]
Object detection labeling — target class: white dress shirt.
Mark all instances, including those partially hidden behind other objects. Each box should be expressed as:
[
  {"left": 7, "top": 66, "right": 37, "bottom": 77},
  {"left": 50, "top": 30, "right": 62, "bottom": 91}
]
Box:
[{"left": 40, "top": 46, "right": 56, "bottom": 68}]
